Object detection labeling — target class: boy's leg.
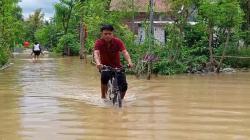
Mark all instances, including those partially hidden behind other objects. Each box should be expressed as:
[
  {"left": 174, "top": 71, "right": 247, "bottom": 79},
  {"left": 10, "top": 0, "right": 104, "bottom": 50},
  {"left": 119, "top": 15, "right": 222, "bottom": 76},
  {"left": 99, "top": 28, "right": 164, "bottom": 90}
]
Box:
[
  {"left": 101, "top": 71, "right": 111, "bottom": 99},
  {"left": 101, "top": 83, "right": 108, "bottom": 99}
]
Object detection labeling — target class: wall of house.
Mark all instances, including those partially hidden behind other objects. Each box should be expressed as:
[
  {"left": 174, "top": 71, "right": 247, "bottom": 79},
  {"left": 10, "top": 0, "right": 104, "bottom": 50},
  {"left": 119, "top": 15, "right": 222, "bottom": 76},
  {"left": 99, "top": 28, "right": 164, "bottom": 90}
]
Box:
[
  {"left": 136, "top": 26, "right": 165, "bottom": 44},
  {"left": 122, "top": 12, "right": 171, "bottom": 44}
]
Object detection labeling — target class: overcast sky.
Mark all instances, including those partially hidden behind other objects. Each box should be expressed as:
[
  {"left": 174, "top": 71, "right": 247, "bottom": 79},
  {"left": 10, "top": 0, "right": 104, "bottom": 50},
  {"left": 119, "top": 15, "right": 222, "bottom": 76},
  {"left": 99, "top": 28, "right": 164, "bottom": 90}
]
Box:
[{"left": 19, "top": 0, "right": 59, "bottom": 20}]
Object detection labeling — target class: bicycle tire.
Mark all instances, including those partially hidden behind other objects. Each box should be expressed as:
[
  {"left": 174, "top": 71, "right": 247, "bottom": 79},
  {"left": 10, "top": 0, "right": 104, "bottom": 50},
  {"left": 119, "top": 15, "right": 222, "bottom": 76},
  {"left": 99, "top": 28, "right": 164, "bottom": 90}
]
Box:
[
  {"left": 117, "top": 91, "right": 122, "bottom": 107},
  {"left": 107, "top": 80, "right": 113, "bottom": 100},
  {"left": 113, "top": 92, "right": 117, "bottom": 105}
]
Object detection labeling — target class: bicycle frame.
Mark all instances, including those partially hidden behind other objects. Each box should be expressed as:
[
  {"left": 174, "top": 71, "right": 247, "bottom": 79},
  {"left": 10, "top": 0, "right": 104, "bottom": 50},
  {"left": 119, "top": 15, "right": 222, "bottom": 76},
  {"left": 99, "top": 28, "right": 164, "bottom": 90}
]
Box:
[{"left": 102, "top": 65, "right": 124, "bottom": 107}]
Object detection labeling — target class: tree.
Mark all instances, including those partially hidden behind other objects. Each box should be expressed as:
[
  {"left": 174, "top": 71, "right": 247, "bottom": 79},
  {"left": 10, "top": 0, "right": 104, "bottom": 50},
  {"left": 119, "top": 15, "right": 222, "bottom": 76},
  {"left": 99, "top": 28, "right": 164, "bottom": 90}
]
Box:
[
  {"left": 0, "top": 0, "right": 23, "bottom": 66},
  {"left": 168, "top": 0, "right": 199, "bottom": 33},
  {"left": 55, "top": 0, "right": 76, "bottom": 35},
  {"left": 0, "top": 0, "right": 23, "bottom": 47},
  {"left": 199, "top": 0, "right": 221, "bottom": 71},
  {"left": 163, "top": 0, "right": 200, "bottom": 62},
  {"left": 75, "top": 0, "right": 87, "bottom": 60},
  {"left": 55, "top": 0, "right": 77, "bottom": 55},
  {"left": 75, "top": 0, "right": 124, "bottom": 58},
  {"left": 24, "top": 9, "right": 45, "bottom": 42},
  {"left": 35, "top": 21, "right": 58, "bottom": 49},
  {"left": 216, "top": 0, "right": 243, "bottom": 72},
  {"left": 239, "top": 0, "right": 250, "bottom": 46}
]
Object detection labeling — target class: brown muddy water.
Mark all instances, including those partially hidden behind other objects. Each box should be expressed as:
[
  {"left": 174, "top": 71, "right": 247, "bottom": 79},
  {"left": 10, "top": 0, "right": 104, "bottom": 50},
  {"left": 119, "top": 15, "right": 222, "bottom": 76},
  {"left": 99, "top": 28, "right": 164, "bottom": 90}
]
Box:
[{"left": 1, "top": 54, "right": 250, "bottom": 140}]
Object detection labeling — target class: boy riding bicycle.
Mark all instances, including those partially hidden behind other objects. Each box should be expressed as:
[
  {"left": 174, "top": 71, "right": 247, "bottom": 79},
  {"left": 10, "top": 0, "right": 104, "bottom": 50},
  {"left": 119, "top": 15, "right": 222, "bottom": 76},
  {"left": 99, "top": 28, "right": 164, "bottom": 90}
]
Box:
[{"left": 93, "top": 24, "right": 133, "bottom": 100}]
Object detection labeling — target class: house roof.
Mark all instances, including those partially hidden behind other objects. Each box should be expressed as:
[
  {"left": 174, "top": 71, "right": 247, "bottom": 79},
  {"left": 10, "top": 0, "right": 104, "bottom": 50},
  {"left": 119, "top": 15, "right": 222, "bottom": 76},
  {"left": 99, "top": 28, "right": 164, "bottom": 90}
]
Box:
[{"left": 110, "top": 0, "right": 171, "bottom": 13}]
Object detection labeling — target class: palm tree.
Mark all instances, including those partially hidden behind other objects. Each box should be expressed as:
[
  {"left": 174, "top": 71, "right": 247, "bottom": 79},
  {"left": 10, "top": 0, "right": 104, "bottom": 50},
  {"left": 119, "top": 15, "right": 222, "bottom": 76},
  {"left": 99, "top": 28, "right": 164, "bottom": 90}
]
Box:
[{"left": 26, "top": 9, "right": 44, "bottom": 41}]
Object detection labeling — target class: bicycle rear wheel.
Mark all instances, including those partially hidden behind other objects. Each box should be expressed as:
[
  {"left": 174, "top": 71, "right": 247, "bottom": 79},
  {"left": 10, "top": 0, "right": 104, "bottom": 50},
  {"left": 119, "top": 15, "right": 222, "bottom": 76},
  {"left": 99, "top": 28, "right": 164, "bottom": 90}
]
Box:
[{"left": 112, "top": 92, "right": 117, "bottom": 105}]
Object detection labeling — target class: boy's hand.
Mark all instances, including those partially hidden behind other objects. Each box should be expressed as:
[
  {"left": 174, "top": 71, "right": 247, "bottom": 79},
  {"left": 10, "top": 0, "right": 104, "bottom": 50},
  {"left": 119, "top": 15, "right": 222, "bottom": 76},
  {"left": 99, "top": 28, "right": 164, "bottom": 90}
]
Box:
[
  {"left": 127, "top": 63, "right": 134, "bottom": 68},
  {"left": 96, "top": 64, "right": 103, "bottom": 70}
]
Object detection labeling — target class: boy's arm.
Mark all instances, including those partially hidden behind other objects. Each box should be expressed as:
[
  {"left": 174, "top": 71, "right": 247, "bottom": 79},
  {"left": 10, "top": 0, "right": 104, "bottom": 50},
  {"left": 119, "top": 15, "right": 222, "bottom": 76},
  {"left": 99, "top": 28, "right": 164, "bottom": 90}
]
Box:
[
  {"left": 122, "top": 50, "right": 133, "bottom": 67},
  {"left": 94, "top": 50, "right": 102, "bottom": 69},
  {"left": 39, "top": 45, "right": 44, "bottom": 55},
  {"left": 31, "top": 47, "right": 34, "bottom": 55}
]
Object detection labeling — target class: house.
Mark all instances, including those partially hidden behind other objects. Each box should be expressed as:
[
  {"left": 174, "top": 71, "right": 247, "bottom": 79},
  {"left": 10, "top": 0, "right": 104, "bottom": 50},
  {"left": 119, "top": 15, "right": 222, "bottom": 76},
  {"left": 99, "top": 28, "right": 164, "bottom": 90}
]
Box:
[{"left": 110, "top": 0, "right": 172, "bottom": 44}]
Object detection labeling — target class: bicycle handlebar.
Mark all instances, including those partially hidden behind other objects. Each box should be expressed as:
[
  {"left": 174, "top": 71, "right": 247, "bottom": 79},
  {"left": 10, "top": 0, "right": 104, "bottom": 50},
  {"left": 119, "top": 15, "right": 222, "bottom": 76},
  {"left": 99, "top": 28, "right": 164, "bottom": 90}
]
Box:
[{"left": 101, "top": 65, "right": 128, "bottom": 72}]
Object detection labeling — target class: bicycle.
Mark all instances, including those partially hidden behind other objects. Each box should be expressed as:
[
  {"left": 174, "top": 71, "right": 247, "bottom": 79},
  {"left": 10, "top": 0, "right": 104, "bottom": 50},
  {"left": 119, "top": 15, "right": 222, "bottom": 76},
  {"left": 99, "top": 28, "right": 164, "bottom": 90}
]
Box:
[{"left": 101, "top": 65, "right": 126, "bottom": 108}]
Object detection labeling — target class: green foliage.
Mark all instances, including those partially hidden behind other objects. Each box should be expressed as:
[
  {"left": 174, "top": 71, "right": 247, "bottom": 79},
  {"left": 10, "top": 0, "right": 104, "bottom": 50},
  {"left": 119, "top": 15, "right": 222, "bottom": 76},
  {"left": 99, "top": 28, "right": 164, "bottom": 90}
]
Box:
[
  {"left": 184, "top": 24, "right": 207, "bottom": 47},
  {"left": 55, "top": 33, "right": 80, "bottom": 55},
  {"left": 239, "top": 27, "right": 250, "bottom": 46},
  {"left": 199, "top": 1, "right": 221, "bottom": 26},
  {"left": 54, "top": 0, "right": 76, "bottom": 34},
  {"left": 148, "top": 21, "right": 210, "bottom": 75},
  {"left": 3, "top": 0, "right": 246, "bottom": 75},
  {"left": 24, "top": 9, "right": 45, "bottom": 42},
  {"left": 239, "top": 0, "right": 249, "bottom": 45},
  {"left": 0, "top": 0, "right": 23, "bottom": 64},
  {"left": 154, "top": 60, "right": 187, "bottom": 75},
  {"left": 218, "top": 0, "right": 243, "bottom": 29},
  {"left": 0, "top": 0, "right": 23, "bottom": 47},
  {"left": 216, "top": 47, "right": 250, "bottom": 68},
  {"left": 35, "top": 22, "right": 59, "bottom": 49},
  {"left": 35, "top": 27, "right": 50, "bottom": 46},
  {"left": 75, "top": 0, "right": 127, "bottom": 51},
  {"left": 0, "top": 47, "right": 10, "bottom": 66}
]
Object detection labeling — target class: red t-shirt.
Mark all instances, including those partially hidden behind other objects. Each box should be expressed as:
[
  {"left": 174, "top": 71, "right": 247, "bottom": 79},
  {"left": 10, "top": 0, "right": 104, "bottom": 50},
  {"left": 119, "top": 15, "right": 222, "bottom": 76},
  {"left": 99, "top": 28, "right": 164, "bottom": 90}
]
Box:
[{"left": 94, "top": 37, "right": 126, "bottom": 68}]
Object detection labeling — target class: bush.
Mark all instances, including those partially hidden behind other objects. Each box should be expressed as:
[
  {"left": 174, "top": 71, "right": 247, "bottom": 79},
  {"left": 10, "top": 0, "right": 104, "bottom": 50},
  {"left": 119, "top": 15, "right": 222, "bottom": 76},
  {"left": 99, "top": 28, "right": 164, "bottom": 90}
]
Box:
[
  {"left": 54, "top": 33, "right": 80, "bottom": 55},
  {"left": 216, "top": 47, "right": 250, "bottom": 68},
  {"left": 0, "top": 47, "right": 10, "bottom": 67},
  {"left": 153, "top": 60, "right": 187, "bottom": 75}
]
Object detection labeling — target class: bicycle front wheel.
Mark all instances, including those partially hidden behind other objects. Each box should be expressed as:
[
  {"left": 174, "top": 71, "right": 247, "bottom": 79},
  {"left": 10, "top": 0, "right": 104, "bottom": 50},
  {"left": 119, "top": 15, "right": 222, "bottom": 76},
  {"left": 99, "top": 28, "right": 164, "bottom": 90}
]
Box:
[
  {"left": 117, "top": 91, "right": 122, "bottom": 108},
  {"left": 107, "top": 80, "right": 113, "bottom": 100}
]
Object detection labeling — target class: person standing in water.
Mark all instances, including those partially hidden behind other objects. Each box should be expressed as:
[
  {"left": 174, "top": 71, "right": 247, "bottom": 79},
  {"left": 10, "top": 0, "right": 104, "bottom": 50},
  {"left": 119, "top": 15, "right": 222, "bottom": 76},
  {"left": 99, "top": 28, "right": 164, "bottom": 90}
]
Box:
[{"left": 31, "top": 42, "right": 43, "bottom": 62}]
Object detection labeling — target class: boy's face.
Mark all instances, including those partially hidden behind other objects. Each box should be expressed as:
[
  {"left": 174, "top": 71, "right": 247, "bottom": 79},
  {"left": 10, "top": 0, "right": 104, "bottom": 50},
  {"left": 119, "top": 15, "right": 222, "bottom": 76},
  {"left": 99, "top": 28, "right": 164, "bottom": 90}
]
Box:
[{"left": 101, "top": 30, "right": 113, "bottom": 42}]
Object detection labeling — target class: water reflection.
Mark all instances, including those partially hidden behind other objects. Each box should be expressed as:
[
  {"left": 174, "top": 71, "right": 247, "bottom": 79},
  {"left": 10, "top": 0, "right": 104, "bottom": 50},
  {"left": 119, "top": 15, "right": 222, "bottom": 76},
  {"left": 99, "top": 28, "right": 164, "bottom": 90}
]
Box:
[
  {"left": 0, "top": 59, "right": 22, "bottom": 140},
  {"left": 0, "top": 54, "right": 250, "bottom": 140}
]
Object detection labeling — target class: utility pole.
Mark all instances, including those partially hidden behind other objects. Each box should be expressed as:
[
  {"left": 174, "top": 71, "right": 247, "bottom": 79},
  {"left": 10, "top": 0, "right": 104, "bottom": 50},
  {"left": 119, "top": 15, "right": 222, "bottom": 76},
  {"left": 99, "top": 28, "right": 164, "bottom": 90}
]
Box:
[
  {"left": 132, "top": 0, "right": 135, "bottom": 33},
  {"left": 149, "top": 0, "right": 154, "bottom": 37},
  {"left": 147, "top": 0, "right": 154, "bottom": 80}
]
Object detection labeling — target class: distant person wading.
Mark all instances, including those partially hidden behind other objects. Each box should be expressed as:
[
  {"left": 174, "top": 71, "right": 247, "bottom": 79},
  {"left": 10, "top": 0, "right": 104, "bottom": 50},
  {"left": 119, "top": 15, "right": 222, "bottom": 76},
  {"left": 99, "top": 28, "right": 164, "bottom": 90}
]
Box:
[{"left": 31, "top": 42, "right": 43, "bottom": 62}]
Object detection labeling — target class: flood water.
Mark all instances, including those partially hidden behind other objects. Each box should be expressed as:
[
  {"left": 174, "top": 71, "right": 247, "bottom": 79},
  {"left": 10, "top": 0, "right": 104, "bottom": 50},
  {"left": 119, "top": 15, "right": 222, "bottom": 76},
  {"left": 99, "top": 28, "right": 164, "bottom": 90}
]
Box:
[{"left": 1, "top": 54, "right": 250, "bottom": 140}]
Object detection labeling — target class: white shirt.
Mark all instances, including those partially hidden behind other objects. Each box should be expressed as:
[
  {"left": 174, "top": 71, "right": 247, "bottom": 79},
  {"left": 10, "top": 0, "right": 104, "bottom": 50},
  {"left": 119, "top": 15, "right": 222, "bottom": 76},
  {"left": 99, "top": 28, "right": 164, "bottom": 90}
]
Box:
[{"left": 33, "top": 44, "right": 40, "bottom": 51}]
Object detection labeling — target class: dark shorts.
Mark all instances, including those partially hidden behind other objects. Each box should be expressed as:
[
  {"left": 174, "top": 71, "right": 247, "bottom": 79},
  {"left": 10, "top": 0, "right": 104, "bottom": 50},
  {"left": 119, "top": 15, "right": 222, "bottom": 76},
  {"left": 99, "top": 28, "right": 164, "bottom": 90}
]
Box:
[
  {"left": 33, "top": 50, "right": 41, "bottom": 56},
  {"left": 101, "top": 71, "right": 128, "bottom": 92}
]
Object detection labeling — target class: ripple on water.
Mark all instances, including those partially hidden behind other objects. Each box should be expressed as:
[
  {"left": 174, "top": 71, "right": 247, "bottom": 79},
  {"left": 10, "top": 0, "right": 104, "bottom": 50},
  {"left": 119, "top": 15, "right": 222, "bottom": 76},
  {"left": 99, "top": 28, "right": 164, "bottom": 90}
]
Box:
[{"left": 1, "top": 56, "right": 250, "bottom": 140}]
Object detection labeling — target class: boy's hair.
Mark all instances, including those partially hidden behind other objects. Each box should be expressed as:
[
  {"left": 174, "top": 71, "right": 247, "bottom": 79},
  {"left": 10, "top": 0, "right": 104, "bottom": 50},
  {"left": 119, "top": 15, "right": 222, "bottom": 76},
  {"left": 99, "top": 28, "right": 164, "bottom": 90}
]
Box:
[
  {"left": 100, "top": 24, "right": 114, "bottom": 32},
  {"left": 34, "top": 42, "right": 39, "bottom": 45}
]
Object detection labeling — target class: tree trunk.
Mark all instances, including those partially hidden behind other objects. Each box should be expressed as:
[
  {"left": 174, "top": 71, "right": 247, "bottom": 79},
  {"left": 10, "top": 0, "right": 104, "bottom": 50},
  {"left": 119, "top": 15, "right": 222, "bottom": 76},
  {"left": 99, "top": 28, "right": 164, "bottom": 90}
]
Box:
[
  {"left": 217, "top": 29, "right": 231, "bottom": 73},
  {"left": 106, "top": 0, "right": 112, "bottom": 11},
  {"left": 67, "top": 47, "right": 70, "bottom": 56},
  {"left": 248, "top": 0, "right": 250, "bottom": 31},
  {"left": 65, "top": 0, "right": 74, "bottom": 35},
  {"left": 131, "top": 0, "right": 136, "bottom": 33},
  {"left": 147, "top": 0, "right": 154, "bottom": 80},
  {"left": 1, "top": 0, "right": 5, "bottom": 40},
  {"left": 79, "top": 21, "right": 87, "bottom": 63},
  {"left": 208, "top": 24, "right": 214, "bottom": 63}
]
